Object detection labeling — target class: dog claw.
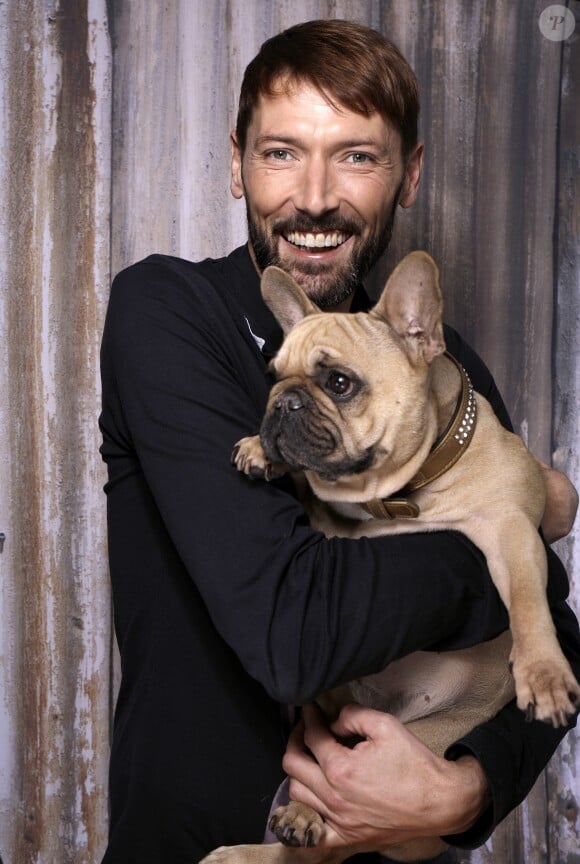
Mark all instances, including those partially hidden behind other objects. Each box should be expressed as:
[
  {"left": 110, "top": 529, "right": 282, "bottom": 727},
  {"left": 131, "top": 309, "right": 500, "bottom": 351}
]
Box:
[
  {"left": 525, "top": 702, "right": 536, "bottom": 723},
  {"left": 280, "top": 827, "right": 301, "bottom": 847}
]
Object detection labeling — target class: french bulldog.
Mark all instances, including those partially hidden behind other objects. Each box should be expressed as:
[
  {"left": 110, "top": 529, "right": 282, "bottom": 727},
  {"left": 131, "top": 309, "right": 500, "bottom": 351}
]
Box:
[{"left": 205, "top": 252, "right": 579, "bottom": 863}]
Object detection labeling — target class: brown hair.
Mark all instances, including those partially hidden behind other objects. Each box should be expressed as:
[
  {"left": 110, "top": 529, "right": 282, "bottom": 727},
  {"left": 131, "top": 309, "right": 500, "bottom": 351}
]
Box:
[{"left": 236, "top": 19, "right": 420, "bottom": 160}]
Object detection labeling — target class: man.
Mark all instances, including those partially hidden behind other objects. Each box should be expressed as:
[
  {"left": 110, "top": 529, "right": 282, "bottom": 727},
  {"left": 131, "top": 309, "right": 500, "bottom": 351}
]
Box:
[{"left": 99, "top": 19, "right": 580, "bottom": 864}]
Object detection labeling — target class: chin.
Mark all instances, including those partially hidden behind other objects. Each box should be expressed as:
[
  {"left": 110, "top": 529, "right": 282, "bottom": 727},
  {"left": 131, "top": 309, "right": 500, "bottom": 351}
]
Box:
[{"left": 278, "top": 255, "right": 349, "bottom": 294}]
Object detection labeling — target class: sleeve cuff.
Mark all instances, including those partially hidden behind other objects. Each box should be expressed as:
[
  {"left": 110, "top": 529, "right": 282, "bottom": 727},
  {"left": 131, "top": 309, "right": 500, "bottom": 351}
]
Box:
[{"left": 440, "top": 726, "right": 517, "bottom": 849}]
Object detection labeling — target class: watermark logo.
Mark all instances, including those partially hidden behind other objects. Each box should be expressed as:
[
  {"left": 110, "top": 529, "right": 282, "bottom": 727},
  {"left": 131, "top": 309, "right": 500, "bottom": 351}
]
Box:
[{"left": 539, "top": 5, "right": 576, "bottom": 41}]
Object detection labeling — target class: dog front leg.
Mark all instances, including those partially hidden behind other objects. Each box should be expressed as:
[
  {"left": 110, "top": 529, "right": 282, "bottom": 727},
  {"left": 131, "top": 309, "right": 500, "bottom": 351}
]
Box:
[
  {"left": 483, "top": 520, "right": 580, "bottom": 726},
  {"left": 232, "top": 435, "right": 287, "bottom": 481}
]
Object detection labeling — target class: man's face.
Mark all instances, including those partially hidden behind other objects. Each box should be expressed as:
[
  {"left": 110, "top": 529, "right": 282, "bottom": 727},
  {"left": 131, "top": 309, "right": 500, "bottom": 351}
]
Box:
[{"left": 231, "top": 80, "right": 423, "bottom": 309}]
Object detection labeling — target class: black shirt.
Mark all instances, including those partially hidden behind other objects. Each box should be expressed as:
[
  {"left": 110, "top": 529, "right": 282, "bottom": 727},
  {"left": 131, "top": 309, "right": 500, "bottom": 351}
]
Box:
[{"left": 99, "top": 244, "right": 579, "bottom": 863}]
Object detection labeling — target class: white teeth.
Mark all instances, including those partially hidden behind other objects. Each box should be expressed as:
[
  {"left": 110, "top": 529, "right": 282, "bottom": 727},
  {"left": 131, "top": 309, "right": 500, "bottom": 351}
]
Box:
[{"left": 286, "top": 231, "right": 347, "bottom": 249}]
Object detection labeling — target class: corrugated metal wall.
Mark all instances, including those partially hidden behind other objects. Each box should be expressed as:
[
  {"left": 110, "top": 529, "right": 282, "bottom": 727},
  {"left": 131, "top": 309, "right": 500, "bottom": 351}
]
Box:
[
  {"left": 0, "top": 0, "right": 112, "bottom": 861},
  {"left": 0, "top": 1, "right": 578, "bottom": 861}
]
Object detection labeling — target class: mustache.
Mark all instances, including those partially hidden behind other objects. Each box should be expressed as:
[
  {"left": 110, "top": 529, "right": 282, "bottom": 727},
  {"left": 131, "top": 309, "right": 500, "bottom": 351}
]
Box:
[{"left": 272, "top": 214, "right": 363, "bottom": 236}]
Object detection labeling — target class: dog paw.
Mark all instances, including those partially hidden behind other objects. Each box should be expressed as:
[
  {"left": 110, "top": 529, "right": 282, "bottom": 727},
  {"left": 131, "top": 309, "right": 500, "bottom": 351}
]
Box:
[
  {"left": 231, "top": 436, "right": 270, "bottom": 478},
  {"left": 231, "top": 436, "right": 286, "bottom": 481},
  {"left": 269, "top": 802, "right": 324, "bottom": 848},
  {"left": 510, "top": 655, "right": 580, "bottom": 727}
]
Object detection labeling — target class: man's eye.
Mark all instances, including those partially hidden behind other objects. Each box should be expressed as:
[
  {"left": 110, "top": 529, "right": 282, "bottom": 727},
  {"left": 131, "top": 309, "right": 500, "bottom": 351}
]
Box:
[
  {"left": 345, "top": 152, "right": 373, "bottom": 164},
  {"left": 325, "top": 371, "right": 353, "bottom": 396},
  {"left": 266, "top": 149, "right": 292, "bottom": 161}
]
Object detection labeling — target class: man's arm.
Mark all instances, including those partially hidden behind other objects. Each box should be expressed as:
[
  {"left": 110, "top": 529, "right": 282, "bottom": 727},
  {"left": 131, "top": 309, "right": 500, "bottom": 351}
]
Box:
[
  {"left": 281, "top": 330, "right": 580, "bottom": 850},
  {"left": 101, "top": 260, "right": 510, "bottom": 704},
  {"left": 282, "top": 596, "right": 579, "bottom": 853},
  {"left": 538, "top": 460, "right": 579, "bottom": 543}
]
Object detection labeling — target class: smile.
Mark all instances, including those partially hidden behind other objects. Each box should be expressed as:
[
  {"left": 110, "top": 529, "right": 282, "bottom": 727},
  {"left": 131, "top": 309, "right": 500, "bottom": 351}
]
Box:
[{"left": 285, "top": 231, "right": 349, "bottom": 249}]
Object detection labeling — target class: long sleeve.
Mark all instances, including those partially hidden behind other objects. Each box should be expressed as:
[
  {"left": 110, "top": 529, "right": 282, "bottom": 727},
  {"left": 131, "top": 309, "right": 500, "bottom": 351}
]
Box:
[
  {"left": 100, "top": 257, "right": 513, "bottom": 705},
  {"left": 100, "top": 252, "right": 580, "bottom": 855}
]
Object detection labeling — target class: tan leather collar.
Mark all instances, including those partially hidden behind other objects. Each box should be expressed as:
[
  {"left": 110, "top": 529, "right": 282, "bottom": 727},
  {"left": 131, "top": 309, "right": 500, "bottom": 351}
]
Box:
[{"left": 361, "top": 354, "right": 477, "bottom": 520}]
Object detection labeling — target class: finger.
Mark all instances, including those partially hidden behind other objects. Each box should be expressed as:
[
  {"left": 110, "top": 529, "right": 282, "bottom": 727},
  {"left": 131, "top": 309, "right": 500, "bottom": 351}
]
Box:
[
  {"left": 287, "top": 775, "right": 332, "bottom": 821},
  {"left": 285, "top": 717, "right": 306, "bottom": 756},
  {"left": 330, "top": 702, "right": 391, "bottom": 740},
  {"left": 283, "top": 725, "right": 333, "bottom": 793},
  {"left": 300, "top": 703, "right": 348, "bottom": 768},
  {"left": 283, "top": 706, "right": 343, "bottom": 811}
]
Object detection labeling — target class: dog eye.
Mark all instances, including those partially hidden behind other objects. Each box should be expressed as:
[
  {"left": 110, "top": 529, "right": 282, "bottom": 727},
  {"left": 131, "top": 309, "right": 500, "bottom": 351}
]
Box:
[{"left": 325, "top": 371, "right": 353, "bottom": 396}]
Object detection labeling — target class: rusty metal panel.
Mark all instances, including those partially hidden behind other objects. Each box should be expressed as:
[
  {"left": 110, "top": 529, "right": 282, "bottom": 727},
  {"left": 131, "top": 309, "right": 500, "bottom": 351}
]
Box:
[
  {"left": 0, "top": 0, "right": 112, "bottom": 861},
  {"left": 0, "top": 1, "right": 578, "bottom": 862}
]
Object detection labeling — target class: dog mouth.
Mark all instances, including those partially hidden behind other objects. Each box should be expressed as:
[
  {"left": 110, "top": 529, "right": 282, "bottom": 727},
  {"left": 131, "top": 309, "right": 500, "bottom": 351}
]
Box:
[
  {"left": 284, "top": 231, "right": 350, "bottom": 250},
  {"left": 271, "top": 438, "right": 375, "bottom": 481},
  {"left": 261, "top": 414, "right": 375, "bottom": 481}
]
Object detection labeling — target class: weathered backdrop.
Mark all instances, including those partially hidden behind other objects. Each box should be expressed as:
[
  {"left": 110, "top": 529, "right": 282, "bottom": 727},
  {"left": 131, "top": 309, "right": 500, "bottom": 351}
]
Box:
[{"left": 0, "top": 1, "right": 578, "bottom": 862}]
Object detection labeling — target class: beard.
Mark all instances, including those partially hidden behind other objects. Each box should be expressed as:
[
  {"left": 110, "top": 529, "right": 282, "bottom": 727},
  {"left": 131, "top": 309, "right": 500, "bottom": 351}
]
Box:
[{"left": 246, "top": 193, "right": 401, "bottom": 309}]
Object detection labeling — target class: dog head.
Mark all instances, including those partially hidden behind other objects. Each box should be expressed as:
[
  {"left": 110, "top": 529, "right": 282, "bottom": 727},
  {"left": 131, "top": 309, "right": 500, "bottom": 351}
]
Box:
[{"left": 260, "top": 252, "right": 446, "bottom": 501}]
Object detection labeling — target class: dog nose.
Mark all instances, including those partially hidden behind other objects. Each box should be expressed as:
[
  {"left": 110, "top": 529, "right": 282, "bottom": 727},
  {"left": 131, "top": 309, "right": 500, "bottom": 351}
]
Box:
[{"left": 275, "top": 390, "right": 304, "bottom": 411}]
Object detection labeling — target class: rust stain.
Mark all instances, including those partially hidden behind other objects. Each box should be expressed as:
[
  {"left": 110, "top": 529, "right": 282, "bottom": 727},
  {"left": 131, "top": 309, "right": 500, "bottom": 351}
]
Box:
[
  {"left": 564, "top": 798, "right": 578, "bottom": 826},
  {"left": 46, "top": 0, "right": 104, "bottom": 859},
  {"left": 4, "top": 0, "right": 107, "bottom": 860},
  {"left": 4, "top": 0, "right": 50, "bottom": 856}
]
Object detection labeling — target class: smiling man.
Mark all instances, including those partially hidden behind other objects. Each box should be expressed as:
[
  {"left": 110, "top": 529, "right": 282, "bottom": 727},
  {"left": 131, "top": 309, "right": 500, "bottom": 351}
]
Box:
[
  {"left": 231, "top": 38, "right": 423, "bottom": 311},
  {"left": 231, "top": 80, "right": 423, "bottom": 309},
  {"left": 99, "top": 19, "right": 580, "bottom": 864}
]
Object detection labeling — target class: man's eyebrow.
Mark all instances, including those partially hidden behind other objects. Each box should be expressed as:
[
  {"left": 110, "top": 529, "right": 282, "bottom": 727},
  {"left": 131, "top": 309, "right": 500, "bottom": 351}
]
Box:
[
  {"left": 253, "top": 135, "right": 302, "bottom": 148},
  {"left": 254, "top": 134, "right": 388, "bottom": 150},
  {"left": 335, "top": 138, "right": 387, "bottom": 149}
]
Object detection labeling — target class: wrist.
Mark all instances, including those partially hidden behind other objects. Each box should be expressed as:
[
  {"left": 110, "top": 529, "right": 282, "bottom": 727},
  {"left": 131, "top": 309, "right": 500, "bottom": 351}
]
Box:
[{"left": 432, "top": 754, "right": 491, "bottom": 836}]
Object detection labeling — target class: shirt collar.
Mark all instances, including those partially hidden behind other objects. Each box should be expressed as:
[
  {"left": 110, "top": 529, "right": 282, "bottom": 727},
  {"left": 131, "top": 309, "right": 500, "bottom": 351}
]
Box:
[{"left": 230, "top": 243, "right": 373, "bottom": 359}]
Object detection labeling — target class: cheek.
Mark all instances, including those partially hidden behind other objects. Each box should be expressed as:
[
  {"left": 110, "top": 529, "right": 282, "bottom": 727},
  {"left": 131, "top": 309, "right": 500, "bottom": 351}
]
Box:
[
  {"left": 342, "top": 179, "right": 397, "bottom": 229},
  {"left": 243, "top": 165, "right": 296, "bottom": 217}
]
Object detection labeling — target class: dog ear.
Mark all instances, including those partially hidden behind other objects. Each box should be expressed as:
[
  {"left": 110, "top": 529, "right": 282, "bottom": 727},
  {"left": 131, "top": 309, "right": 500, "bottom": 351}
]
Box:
[
  {"left": 260, "top": 266, "right": 320, "bottom": 334},
  {"left": 372, "top": 251, "right": 446, "bottom": 365}
]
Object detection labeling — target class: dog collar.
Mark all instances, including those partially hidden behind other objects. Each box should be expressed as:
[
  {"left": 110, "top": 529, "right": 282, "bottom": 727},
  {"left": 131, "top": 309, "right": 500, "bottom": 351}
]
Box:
[{"left": 362, "top": 354, "right": 477, "bottom": 520}]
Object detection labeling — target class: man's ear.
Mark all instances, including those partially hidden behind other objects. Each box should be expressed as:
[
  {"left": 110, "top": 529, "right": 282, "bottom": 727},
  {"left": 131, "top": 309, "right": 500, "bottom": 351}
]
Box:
[
  {"left": 230, "top": 131, "right": 244, "bottom": 200},
  {"left": 372, "top": 251, "right": 445, "bottom": 365},
  {"left": 398, "top": 142, "right": 424, "bottom": 210},
  {"left": 261, "top": 267, "right": 320, "bottom": 335}
]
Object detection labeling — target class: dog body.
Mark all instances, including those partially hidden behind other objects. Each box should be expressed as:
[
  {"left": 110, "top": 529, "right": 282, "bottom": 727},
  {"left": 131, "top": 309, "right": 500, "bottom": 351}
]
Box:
[{"left": 203, "top": 253, "right": 579, "bottom": 864}]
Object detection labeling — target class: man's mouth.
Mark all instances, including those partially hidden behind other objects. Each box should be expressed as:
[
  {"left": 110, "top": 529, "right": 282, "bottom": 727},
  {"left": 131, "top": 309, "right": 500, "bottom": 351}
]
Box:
[{"left": 284, "top": 231, "right": 350, "bottom": 250}]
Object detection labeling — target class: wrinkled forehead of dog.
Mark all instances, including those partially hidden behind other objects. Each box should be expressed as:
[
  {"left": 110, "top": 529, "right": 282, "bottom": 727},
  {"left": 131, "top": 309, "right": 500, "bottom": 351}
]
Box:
[
  {"left": 271, "top": 311, "right": 412, "bottom": 381},
  {"left": 261, "top": 251, "right": 446, "bottom": 379}
]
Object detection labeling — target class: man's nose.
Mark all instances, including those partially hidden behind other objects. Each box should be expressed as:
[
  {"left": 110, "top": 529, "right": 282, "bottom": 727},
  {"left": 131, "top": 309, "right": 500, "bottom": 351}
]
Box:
[{"left": 292, "top": 157, "right": 339, "bottom": 216}]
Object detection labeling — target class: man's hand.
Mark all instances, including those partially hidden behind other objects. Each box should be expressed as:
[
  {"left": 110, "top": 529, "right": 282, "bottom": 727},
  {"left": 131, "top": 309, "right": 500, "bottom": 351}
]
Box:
[{"left": 283, "top": 703, "right": 491, "bottom": 851}]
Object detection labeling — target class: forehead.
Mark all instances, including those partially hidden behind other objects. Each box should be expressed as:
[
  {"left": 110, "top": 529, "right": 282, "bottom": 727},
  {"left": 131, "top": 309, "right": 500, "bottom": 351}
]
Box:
[
  {"left": 247, "top": 78, "right": 399, "bottom": 147},
  {"left": 275, "top": 313, "right": 394, "bottom": 371}
]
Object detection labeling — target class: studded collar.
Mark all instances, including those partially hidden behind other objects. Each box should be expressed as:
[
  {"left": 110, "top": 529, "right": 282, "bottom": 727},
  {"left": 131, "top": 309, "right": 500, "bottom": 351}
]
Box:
[{"left": 361, "top": 353, "right": 477, "bottom": 520}]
